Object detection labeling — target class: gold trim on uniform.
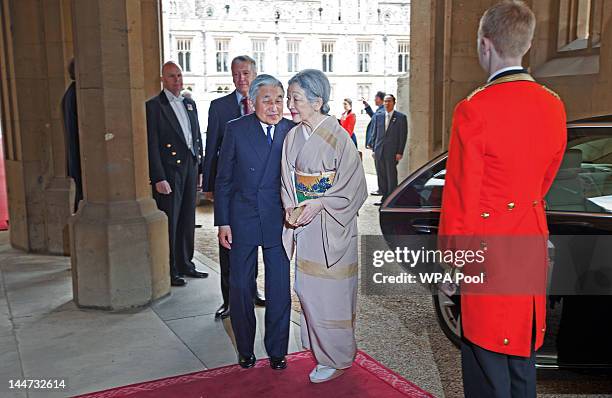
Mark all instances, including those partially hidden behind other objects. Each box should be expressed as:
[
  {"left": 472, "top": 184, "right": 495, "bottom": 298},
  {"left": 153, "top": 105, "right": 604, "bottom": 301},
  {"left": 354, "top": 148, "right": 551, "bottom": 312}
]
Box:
[{"left": 467, "top": 73, "right": 536, "bottom": 101}]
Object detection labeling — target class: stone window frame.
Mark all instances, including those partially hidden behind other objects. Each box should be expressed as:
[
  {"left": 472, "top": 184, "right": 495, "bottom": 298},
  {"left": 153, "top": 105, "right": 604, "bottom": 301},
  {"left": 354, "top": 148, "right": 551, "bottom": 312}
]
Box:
[
  {"left": 321, "top": 41, "right": 335, "bottom": 73},
  {"left": 215, "top": 38, "right": 230, "bottom": 73},
  {"left": 552, "top": 0, "right": 603, "bottom": 57},
  {"left": 176, "top": 37, "right": 192, "bottom": 73},
  {"left": 287, "top": 40, "right": 300, "bottom": 73},
  {"left": 397, "top": 41, "right": 409, "bottom": 73},
  {"left": 357, "top": 41, "right": 371, "bottom": 73},
  {"left": 252, "top": 39, "right": 266, "bottom": 73}
]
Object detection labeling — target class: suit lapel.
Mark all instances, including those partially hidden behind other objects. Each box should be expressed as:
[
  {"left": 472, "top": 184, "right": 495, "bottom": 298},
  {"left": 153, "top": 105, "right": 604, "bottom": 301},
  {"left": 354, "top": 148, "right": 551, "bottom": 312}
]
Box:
[
  {"left": 261, "top": 119, "right": 289, "bottom": 178},
  {"left": 159, "top": 92, "right": 188, "bottom": 146},
  {"left": 246, "top": 115, "right": 271, "bottom": 163},
  {"left": 184, "top": 100, "right": 198, "bottom": 151},
  {"left": 386, "top": 113, "right": 396, "bottom": 133}
]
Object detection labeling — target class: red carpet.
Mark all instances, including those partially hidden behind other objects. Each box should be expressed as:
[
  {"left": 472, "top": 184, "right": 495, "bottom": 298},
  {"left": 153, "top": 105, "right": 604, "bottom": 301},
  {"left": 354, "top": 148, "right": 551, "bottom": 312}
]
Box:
[{"left": 74, "top": 350, "right": 434, "bottom": 398}]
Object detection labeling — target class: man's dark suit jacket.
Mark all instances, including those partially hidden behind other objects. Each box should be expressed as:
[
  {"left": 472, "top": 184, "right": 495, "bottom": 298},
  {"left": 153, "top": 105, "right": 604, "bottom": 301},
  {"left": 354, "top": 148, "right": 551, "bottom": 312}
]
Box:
[
  {"left": 365, "top": 104, "right": 384, "bottom": 148},
  {"left": 202, "top": 90, "right": 241, "bottom": 192},
  {"left": 371, "top": 110, "right": 408, "bottom": 160},
  {"left": 214, "top": 114, "right": 295, "bottom": 248},
  {"left": 61, "top": 81, "right": 82, "bottom": 212},
  {"left": 146, "top": 91, "right": 203, "bottom": 184}
]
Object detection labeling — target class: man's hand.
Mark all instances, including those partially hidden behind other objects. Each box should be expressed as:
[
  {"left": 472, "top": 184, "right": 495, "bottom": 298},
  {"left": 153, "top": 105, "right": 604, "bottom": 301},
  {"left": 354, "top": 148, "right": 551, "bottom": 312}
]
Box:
[
  {"left": 204, "top": 191, "right": 214, "bottom": 201},
  {"left": 155, "top": 180, "right": 172, "bottom": 195},
  {"left": 218, "top": 225, "right": 232, "bottom": 250},
  {"left": 395, "top": 154, "right": 403, "bottom": 162},
  {"left": 295, "top": 200, "right": 323, "bottom": 226},
  {"left": 362, "top": 98, "right": 369, "bottom": 108}
]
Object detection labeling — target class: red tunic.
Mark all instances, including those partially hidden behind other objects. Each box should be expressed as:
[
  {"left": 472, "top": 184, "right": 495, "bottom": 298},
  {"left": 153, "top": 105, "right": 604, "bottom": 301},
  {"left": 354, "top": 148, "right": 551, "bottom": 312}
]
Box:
[
  {"left": 439, "top": 76, "right": 566, "bottom": 357},
  {"left": 340, "top": 111, "right": 356, "bottom": 136}
]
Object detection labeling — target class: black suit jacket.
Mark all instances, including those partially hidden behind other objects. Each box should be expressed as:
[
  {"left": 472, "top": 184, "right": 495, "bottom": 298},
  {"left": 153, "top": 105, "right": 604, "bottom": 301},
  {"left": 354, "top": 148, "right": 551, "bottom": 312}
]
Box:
[
  {"left": 371, "top": 110, "right": 408, "bottom": 160},
  {"left": 146, "top": 91, "right": 203, "bottom": 184},
  {"left": 202, "top": 90, "right": 242, "bottom": 192}
]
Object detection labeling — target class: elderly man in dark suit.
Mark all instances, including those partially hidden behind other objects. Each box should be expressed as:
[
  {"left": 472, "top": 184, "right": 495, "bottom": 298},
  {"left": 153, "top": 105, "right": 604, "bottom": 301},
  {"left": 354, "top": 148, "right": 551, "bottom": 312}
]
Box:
[
  {"left": 202, "top": 55, "right": 264, "bottom": 319},
  {"left": 215, "top": 74, "right": 294, "bottom": 370},
  {"left": 146, "top": 61, "right": 208, "bottom": 287},
  {"left": 371, "top": 94, "right": 408, "bottom": 205}
]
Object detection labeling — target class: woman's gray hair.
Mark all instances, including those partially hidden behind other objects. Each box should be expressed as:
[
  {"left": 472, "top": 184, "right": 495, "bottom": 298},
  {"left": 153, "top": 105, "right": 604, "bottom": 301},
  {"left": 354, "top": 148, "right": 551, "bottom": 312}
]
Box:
[
  {"left": 248, "top": 74, "right": 284, "bottom": 101},
  {"left": 288, "top": 69, "right": 331, "bottom": 114}
]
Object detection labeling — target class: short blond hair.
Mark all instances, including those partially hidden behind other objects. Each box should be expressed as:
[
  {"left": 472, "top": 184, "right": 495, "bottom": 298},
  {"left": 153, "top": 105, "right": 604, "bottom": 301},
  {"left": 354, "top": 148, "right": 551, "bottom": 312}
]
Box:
[{"left": 478, "top": 0, "right": 535, "bottom": 58}]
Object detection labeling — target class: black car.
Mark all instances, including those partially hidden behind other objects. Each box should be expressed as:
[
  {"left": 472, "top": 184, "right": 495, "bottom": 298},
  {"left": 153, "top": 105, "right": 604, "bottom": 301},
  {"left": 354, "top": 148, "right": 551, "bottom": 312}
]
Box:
[{"left": 379, "top": 115, "right": 612, "bottom": 369}]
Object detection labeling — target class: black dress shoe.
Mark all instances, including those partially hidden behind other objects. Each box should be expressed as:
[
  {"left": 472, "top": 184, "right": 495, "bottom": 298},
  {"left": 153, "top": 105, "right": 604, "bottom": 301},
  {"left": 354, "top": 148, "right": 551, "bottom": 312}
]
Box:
[
  {"left": 181, "top": 270, "right": 209, "bottom": 278},
  {"left": 238, "top": 354, "right": 256, "bottom": 369},
  {"left": 170, "top": 277, "right": 186, "bottom": 287},
  {"left": 370, "top": 190, "right": 383, "bottom": 196},
  {"left": 269, "top": 356, "right": 287, "bottom": 370},
  {"left": 253, "top": 292, "right": 266, "bottom": 307},
  {"left": 215, "top": 304, "right": 230, "bottom": 319}
]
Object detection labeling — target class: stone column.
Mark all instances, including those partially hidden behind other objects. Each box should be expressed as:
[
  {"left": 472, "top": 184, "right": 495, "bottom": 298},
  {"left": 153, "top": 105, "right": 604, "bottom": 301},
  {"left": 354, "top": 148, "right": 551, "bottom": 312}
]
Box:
[
  {"left": 0, "top": 0, "right": 53, "bottom": 252},
  {"left": 70, "top": 0, "right": 169, "bottom": 309},
  {"left": 142, "top": 0, "right": 162, "bottom": 99},
  {"left": 42, "top": 0, "right": 77, "bottom": 254}
]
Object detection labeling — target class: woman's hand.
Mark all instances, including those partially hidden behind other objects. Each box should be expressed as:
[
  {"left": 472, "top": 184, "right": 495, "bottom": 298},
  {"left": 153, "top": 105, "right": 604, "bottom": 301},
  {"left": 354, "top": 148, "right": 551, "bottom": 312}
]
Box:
[
  {"left": 285, "top": 207, "right": 294, "bottom": 224},
  {"left": 295, "top": 200, "right": 323, "bottom": 226}
]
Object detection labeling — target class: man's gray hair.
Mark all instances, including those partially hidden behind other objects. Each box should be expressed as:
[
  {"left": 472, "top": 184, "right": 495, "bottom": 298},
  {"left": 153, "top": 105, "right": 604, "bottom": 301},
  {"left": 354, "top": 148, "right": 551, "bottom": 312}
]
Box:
[
  {"left": 231, "top": 55, "right": 257, "bottom": 74},
  {"left": 288, "top": 69, "right": 331, "bottom": 115},
  {"left": 248, "top": 74, "right": 284, "bottom": 101}
]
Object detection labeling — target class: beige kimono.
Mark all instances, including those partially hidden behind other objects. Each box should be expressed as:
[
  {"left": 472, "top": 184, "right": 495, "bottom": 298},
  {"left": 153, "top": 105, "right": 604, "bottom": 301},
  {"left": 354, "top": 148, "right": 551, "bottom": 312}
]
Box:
[{"left": 281, "top": 116, "right": 367, "bottom": 369}]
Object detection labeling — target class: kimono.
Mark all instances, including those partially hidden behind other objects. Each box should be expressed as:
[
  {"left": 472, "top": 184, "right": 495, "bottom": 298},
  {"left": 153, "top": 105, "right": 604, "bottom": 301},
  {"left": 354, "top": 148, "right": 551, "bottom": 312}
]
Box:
[{"left": 281, "top": 116, "right": 367, "bottom": 369}]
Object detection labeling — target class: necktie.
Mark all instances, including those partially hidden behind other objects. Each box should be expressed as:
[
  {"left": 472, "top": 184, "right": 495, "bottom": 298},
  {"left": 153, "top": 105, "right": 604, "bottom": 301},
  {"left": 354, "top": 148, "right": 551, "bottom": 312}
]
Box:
[
  {"left": 241, "top": 97, "right": 250, "bottom": 116},
  {"left": 385, "top": 113, "right": 391, "bottom": 131},
  {"left": 266, "top": 125, "right": 273, "bottom": 146}
]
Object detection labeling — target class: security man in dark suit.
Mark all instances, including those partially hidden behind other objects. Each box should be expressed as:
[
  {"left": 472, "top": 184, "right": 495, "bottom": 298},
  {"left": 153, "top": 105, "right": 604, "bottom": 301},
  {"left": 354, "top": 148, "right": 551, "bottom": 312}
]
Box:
[
  {"left": 146, "top": 61, "right": 208, "bottom": 287},
  {"left": 61, "top": 58, "right": 82, "bottom": 213},
  {"left": 370, "top": 94, "right": 408, "bottom": 205},
  {"left": 202, "top": 55, "right": 265, "bottom": 319}
]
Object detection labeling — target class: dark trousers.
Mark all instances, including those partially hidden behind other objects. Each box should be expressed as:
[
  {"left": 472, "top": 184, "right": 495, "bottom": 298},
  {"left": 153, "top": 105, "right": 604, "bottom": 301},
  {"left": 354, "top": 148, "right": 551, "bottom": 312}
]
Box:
[
  {"left": 229, "top": 242, "right": 290, "bottom": 358},
  {"left": 153, "top": 154, "right": 197, "bottom": 279},
  {"left": 219, "top": 243, "right": 259, "bottom": 307},
  {"left": 374, "top": 154, "right": 398, "bottom": 200},
  {"left": 462, "top": 339, "right": 536, "bottom": 398}
]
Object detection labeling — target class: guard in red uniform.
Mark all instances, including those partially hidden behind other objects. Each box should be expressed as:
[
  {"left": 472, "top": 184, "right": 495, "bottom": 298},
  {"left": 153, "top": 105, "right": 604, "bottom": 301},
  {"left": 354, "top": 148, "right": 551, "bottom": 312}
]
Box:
[{"left": 439, "top": 1, "right": 566, "bottom": 397}]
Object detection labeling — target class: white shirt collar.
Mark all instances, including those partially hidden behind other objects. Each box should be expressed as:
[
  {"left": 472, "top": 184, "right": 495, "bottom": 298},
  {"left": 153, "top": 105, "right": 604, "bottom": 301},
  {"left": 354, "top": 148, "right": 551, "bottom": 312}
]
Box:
[
  {"left": 385, "top": 109, "right": 394, "bottom": 117},
  {"left": 164, "top": 88, "right": 184, "bottom": 102},
  {"left": 487, "top": 66, "right": 524, "bottom": 83},
  {"left": 236, "top": 90, "right": 246, "bottom": 104},
  {"left": 259, "top": 121, "right": 275, "bottom": 137}
]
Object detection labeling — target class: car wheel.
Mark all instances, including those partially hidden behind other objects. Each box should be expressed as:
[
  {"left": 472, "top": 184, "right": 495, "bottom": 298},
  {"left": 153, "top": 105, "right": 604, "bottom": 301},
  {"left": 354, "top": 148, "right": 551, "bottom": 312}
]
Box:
[{"left": 432, "top": 284, "right": 462, "bottom": 348}]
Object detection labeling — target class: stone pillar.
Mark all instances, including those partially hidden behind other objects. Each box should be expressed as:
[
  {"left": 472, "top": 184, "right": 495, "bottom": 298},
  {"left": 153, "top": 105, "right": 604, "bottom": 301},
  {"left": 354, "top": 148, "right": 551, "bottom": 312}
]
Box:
[
  {"left": 70, "top": 0, "right": 169, "bottom": 309},
  {"left": 42, "top": 0, "right": 77, "bottom": 254},
  {"left": 142, "top": 0, "right": 162, "bottom": 98},
  {"left": 0, "top": 0, "right": 52, "bottom": 252}
]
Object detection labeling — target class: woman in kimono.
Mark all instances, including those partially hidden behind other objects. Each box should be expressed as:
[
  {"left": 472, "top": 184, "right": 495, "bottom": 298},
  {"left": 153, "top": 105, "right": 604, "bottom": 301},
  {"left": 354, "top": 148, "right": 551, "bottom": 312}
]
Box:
[{"left": 281, "top": 69, "right": 367, "bottom": 383}]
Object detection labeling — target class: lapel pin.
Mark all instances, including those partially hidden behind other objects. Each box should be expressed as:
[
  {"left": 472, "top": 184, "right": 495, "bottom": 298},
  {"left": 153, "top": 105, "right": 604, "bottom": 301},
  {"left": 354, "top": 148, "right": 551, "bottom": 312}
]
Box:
[{"left": 186, "top": 104, "right": 193, "bottom": 111}]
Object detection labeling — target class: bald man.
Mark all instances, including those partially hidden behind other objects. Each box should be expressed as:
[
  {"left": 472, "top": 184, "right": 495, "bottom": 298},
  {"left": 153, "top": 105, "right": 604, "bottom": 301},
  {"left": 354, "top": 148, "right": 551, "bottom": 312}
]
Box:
[{"left": 146, "top": 61, "right": 208, "bottom": 286}]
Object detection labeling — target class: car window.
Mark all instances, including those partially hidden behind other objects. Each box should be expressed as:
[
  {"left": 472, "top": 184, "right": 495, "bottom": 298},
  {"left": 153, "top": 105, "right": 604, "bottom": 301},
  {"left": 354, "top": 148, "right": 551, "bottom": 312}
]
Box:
[
  {"left": 546, "top": 133, "right": 612, "bottom": 213},
  {"left": 393, "top": 160, "right": 446, "bottom": 208}
]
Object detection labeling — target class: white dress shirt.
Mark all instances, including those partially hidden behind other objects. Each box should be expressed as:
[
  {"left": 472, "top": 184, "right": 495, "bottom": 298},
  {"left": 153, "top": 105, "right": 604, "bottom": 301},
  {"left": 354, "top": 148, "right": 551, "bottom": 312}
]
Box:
[
  {"left": 385, "top": 110, "right": 394, "bottom": 131},
  {"left": 259, "top": 121, "right": 275, "bottom": 140},
  {"left": 164, "top": 89, "right": 193, "bottom": 152}
]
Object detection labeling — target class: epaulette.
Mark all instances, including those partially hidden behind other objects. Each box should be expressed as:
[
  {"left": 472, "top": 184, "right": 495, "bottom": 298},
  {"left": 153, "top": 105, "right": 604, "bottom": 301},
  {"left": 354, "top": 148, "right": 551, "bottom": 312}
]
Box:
[
  {"left": 466, "top": 85, "right": 486, "bottom": 101},
  {"left": 540, "top": 85, "right": 560, "bottom": 100}
]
